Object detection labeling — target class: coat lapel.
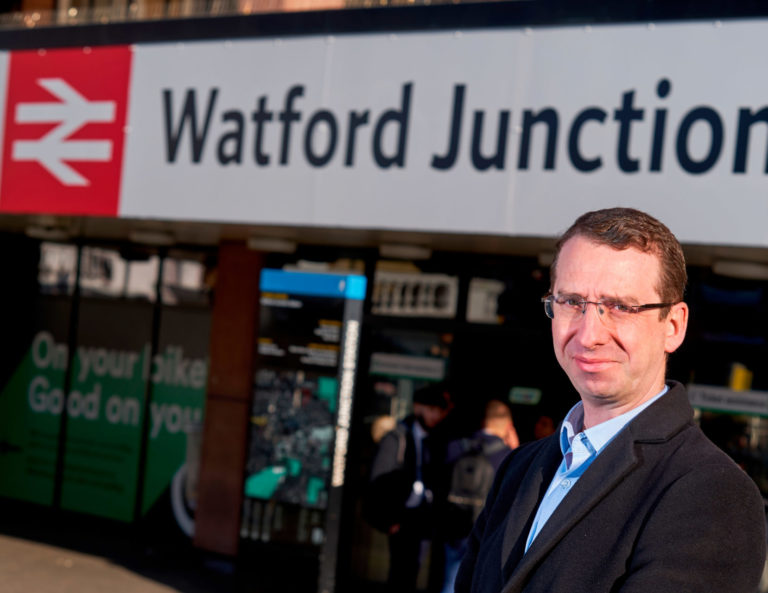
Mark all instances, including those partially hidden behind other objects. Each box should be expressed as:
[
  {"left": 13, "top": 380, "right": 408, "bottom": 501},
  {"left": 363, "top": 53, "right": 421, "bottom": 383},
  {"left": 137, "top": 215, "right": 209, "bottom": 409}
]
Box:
[
  {"left": 500, "top": 423, "right": 641, "bottom": 593},
  {"left": 500, "top": 435, "right": 563, "bottom": 579}
]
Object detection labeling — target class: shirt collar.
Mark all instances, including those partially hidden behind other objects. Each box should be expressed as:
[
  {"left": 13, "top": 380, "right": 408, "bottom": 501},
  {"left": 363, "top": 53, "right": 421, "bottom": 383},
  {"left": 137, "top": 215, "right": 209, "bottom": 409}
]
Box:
[
  {"left": 559, "top": 384, "right": 670, "bottom": 456},
  {"left": 413, "top": 419, "right": 427, "bottom": 440}
]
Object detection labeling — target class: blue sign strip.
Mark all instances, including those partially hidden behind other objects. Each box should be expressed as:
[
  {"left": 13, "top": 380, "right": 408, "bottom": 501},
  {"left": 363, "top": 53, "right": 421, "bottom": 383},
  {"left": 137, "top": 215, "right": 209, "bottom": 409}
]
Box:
[{"left": 260, "top": 269, "right": 367, "bottom": 300}]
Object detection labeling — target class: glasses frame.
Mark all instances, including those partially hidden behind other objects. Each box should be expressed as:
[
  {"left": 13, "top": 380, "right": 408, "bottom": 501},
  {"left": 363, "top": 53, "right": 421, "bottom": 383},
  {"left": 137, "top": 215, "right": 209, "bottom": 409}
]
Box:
[{"left": 541, "top": 294, "right": 677, "bottom": 320}]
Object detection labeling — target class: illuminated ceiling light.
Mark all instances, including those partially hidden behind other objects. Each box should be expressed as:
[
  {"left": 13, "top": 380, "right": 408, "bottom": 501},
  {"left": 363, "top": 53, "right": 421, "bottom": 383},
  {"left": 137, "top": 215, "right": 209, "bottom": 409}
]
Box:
[
  {"left": 379, "top": 243, "right": 432, "bottom": 260},
  {"left": 247, "top": 237, "right": 297, "bottom": 253}
]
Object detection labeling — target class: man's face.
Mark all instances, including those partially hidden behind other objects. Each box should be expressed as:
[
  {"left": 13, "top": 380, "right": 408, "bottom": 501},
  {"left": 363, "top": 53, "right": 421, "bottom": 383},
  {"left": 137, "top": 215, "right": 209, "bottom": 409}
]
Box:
[
  {"left": 413, "top": 402, "right": 449, "bottom": 430},
  {"left": 551, "top": 236, "right": 688, "bottom": 419}
]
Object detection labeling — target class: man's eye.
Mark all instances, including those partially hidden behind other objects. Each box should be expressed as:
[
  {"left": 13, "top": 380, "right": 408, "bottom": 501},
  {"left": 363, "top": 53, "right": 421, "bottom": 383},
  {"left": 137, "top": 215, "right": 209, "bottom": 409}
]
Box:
[
  {"left": 605, "top": 301, "right": 633, "bottom": 314},
  {"left": 561, "top": 297, "right": 583, "bottom": 307}
]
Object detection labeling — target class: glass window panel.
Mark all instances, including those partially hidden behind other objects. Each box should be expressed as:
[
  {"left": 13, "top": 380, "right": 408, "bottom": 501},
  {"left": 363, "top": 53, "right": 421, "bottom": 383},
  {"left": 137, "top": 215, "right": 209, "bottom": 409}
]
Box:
[
  {"left": 161, "top": 253, "right": 214, "bottom": 307},
  {"left": 38, "top": 242, "right": 77, "bottom": 296},
  {"left": 79, "top": 246, "right": 159, "bottom": 301},
  {"left": 125, "top": 256, "right": 160, "bottom": 301}
]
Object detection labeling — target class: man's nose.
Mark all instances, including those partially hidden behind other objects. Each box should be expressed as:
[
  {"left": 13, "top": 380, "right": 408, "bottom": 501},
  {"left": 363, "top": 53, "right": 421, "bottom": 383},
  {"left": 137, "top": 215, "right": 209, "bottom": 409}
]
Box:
[
  {"left": 579, "top": 301, "right": 606, "bottom": 317},
  {"left": 575, "top": 301, "right": 611, "bottom": 345}
]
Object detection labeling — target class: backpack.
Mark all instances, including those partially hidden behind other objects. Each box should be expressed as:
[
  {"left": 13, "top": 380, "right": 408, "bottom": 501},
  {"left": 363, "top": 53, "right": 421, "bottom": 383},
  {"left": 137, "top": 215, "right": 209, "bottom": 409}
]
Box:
[{"left": 445, "top": 437, "right": 507, "bottom": 535}]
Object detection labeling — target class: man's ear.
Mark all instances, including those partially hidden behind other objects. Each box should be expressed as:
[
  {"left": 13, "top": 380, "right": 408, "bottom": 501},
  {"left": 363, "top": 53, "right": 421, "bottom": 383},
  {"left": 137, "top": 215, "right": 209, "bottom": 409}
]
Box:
[{"left": 664, "top": 301, "right": 688, "bottom": 354}]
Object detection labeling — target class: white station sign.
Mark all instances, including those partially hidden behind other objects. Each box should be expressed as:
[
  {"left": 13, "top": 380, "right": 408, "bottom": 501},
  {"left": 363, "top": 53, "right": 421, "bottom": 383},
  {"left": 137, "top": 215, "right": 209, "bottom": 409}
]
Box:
[{"left": 2, "top": 20, "right": 768, "bottom": 245}]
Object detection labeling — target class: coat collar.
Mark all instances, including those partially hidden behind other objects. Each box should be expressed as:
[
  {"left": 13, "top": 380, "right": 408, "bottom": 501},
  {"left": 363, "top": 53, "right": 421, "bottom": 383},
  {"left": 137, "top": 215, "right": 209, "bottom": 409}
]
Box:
[
  {"left": 500, "top": 381, "right": 693, "bottom": 593},
  {"left": 500, "top": 433, "right": 562, "bottom": 573}
]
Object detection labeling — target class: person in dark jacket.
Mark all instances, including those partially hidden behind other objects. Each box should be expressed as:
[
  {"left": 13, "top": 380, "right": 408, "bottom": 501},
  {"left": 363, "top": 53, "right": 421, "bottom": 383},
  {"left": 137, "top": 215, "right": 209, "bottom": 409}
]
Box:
[
  {"left": 456, "top": 207, "right": 767, "bottom": 593},
  {"left": 440, "top": 399, "right": 518, "bottom": 593},
  {"left": 365, "top": 382, "right": 453, "bottom": 592}
]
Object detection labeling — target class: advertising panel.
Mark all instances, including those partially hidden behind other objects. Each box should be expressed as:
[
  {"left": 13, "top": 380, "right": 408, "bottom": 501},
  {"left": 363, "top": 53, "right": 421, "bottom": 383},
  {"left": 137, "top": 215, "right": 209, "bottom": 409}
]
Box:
[
  {"left": 141, "top": 306, "right": 210, "bottom": 535},
  {"left": 0, "top": 294, "right": 209, "bottom": 525},
  {"left": 242, "top": 269, "right": 365, "bottom": 591},
  {"left": 59, "top": 299, "right": 152, "bottom": 521},
  {"left": 0, "top": 296, "right": 70, "bottom": 506}
]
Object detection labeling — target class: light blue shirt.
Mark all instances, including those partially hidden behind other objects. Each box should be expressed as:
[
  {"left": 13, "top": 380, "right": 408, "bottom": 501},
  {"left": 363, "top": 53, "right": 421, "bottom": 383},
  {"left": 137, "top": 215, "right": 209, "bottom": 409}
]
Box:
[
  {"left": 405, "top": 420, "right": 427, "bottom": 508},
  {"left": 524, "top": 385, "right": 669, "bottom": 553}
]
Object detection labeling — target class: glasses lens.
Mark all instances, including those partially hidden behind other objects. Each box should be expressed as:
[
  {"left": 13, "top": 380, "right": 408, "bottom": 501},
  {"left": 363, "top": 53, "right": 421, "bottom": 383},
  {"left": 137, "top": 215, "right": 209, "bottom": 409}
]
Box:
[
  {"left": 543, "top": 297, "right": 554, "bottom": 319},
  {"left": 547, "top": 296, "right": 622, "bottom": 325}
]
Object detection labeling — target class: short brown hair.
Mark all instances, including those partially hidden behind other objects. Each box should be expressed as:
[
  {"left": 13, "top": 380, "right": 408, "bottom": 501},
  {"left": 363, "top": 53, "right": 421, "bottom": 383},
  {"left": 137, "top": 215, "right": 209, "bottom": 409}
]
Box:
[
  {"left": 550, "top": 207, "right": 687, "bottom": 307},
  {"left": 484, "top": 399, "right": 512, "bottom": 423}
]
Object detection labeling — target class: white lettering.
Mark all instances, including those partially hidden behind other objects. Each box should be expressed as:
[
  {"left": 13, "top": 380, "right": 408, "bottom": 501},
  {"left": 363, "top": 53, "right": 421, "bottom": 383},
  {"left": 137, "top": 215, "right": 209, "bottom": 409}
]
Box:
[
  {"left": 28, "top": 375, "right": 65, "bottom": 415},
  {"left": 32, "top": 331, "right": 68, "bottom": 370},
  {"left": 77, "top": 347, "right": 92, "bottom": 382},
  {"left": 67, "top": 384, "right": 100, "bottom": 420},
  {"left": 29, "top": 375, "right": 50, "bottom": 412},
  {"left": 151, "top": 346, "right": 208, "bottom": 388},
  {"left": 150, "top": 402, "right": 202, "bottom": 438},
  {"left": 331, "top": 320, "right": 360, "bottom": 488},
  {"left": 166, "top": 404, "right": 182, "bottom": 434},
  {"left": 150, "top": 401, "right": 163, "bottom": 438},
  {"left": 105, "top": 395, "right": 140, "bottom": 425},
  {"left": 189, "top": 360, "right": 207, "bottom": 389}
]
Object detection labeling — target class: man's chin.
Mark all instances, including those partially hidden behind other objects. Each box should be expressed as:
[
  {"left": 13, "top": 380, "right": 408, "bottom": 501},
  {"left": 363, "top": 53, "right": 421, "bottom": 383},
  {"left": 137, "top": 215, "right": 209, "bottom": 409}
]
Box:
[{"left": 571, "top": 374, "right": 617, "bottom": 401}]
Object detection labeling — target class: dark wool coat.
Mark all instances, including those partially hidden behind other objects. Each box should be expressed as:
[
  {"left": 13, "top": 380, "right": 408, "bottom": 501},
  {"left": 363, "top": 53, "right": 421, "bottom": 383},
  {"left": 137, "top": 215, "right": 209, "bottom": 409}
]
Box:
[
  {"left": 455, "top": 381, "right": 767, "bottom": 593},
  {"left": 363, "top": 415, "right": 443, "bottom": 535}
]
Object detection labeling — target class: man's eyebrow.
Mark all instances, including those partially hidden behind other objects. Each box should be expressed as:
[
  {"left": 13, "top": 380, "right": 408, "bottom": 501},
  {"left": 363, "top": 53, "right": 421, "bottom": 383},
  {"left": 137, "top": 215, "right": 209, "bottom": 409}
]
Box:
[
  {"left": 556, "top": 291, "right": 641, "bottom": 303},
  {"left": 599, "top": 294, "right": 641, "bottom": 304}
]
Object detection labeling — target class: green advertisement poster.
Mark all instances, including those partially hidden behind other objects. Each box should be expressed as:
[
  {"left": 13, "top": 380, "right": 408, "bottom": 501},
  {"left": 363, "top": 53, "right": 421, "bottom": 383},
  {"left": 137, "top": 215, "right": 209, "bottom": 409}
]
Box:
[
  {"left": 0, "top": 297, "right": 209, "bottom": 525},
  {"left": 59, "top": 299, "right": 154, "bottom": 521},
  {"left": 0, "top": 297, "right": 70, "bottom": 506},
  {"left": 141, "top": 307, "right": 210, "bottom": 536},
  {"left": 0, "top": 334, "right": 64, "bottom": 505}
]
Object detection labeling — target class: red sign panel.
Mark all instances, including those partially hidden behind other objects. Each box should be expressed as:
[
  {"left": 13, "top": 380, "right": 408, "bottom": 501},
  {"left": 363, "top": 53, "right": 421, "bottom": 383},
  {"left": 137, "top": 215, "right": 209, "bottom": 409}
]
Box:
[{"left": 0, "top": 46, "right": 132, "bottom": 216}]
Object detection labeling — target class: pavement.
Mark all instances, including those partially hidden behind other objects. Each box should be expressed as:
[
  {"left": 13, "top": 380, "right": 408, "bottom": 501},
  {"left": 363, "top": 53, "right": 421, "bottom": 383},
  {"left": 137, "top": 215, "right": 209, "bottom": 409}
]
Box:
[
  {"left": 0, "top": 531, "right": 250, "bottom": 593},
  {"left": 0, "top": 500, "right": 250, "bottom": 593},
  {"left": 0, "top": 533, "right": 189, "bottom": 593},
  {"left": 0, "top": 496, "right": 347, "bottom": 593}
]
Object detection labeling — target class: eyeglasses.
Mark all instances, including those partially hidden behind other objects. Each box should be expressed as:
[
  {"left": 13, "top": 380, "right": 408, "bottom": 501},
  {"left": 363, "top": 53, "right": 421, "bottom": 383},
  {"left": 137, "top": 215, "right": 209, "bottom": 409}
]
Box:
[{"left": 542, "top": 294, "right": 676, "bottom": 323}]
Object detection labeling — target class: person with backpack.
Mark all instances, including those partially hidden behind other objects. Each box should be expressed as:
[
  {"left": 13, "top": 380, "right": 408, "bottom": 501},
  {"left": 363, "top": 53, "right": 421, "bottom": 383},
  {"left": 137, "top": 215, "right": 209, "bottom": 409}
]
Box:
[
  {"left": 363, "top": 382, "right": 454, "bottom": 593},
  {"left": 439, "top": 399, "right": 518, "bottom": 593}
]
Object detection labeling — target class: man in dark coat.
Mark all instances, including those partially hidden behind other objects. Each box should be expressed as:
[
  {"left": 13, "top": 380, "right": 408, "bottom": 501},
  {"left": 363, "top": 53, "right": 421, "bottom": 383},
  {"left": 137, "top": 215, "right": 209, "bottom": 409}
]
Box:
[
  {"left": 365, "top": 382, "right": 453, "bottom": 592},
  {"left": 456, "top": 208, "right": 767, "bottom": 593}
]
